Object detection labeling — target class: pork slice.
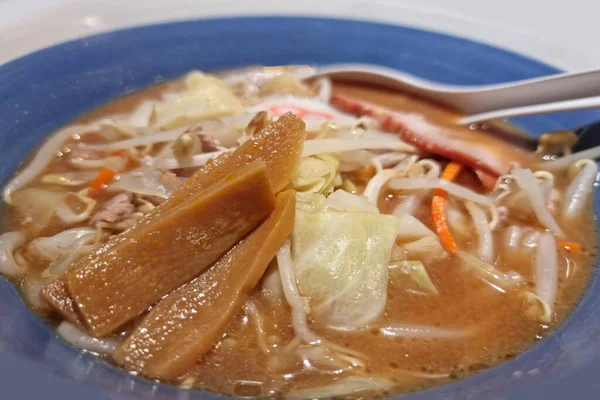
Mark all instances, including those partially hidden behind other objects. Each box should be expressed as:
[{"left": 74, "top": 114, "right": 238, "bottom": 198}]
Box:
[
  {"left": 198, "top": 134, "right": 224, "bottom": 153},
  {"left": 90, "top": 193, "right": 136, "bottom": 226},
  {"left": 330, "top": 92, "right": 534, "bottom": 178}
]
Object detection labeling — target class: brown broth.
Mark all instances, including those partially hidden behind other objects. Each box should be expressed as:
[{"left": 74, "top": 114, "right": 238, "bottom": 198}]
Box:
[{"left": 1, "top": 74, "right": 596, "bottom": 398}]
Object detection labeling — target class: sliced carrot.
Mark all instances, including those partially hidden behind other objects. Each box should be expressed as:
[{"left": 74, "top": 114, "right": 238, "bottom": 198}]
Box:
[
  {"left": 431, "top": 162, "right": 463, "bottom": 254},
  {"left": 88, "top": 168, "right": 118, "bottom": 197},
  {"left": 111, "top": 151, "right": 127, "bottom": 157},
  {"left": 558, "top": 241, "right": 581, "bottom": 253}
]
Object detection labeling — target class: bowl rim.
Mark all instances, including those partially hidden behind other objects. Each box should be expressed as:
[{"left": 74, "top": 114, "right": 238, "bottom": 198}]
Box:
[{"left": 0, "top": 14, "right": 599, "bottom": 400}]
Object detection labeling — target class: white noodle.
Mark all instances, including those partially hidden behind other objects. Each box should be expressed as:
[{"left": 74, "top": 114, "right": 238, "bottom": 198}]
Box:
[
  {"left": 362, "top": 169, "right": 402, "bottom": 204},
  {"left": 29, "top": 227, "right": 97, "bottom": 262},
  {"left": 535, "top": 232, "right": 558, "bottom": 322},
  {"left": 3, "top": 123, "right": 100, "bottom": 203},
  {"left": 465, "top": 201, "right": 494, "bottom": 263},
  {"left": 21, "top": 277, "right": 48, "bottom": 310},
  {"left": 487, "top": 204, "right": 502, "bottom": 231},
  {"left": 55, "top": 190, "right": 97, "bottom": 224},
  {"left": 56, "top": 322, "right": 119, "bottom": 355},
  {"left": 379, "top": 324, "right": 472, "bottom": 339},
  {"left": 392, "top": 196, "right": 420, "bottom": 216},
  {"left": 0, "top": 232, "right": 27, "bottom": 277},
  {"left": 456, "top": 251, "right": 523, "bottom": 292},
  {"left": 511, "top": 168, "right": 565, "bottom": 237},
  {"left": 244, "top": 301, "right": 270, "bottom": 354},
  {"left": 316, "top": 78, "right": 332, "bottom": 103},
  {"left": 391, "top": 159, "right": 441, "bottom": 215},
  {"left": 41, "top": 171, "right": 97, "bottom": 187},
  {"left": 295, "top": 345, "right": 363, "bottom": 372},
  {"left": 285, "top": 377, "right": 395, "bottom": 400},
  {"left": 523, "top": 230, "right": 541, "bottom": 250},
  {"left": 417, "top": 159, "right": 442, "bottom": 179},
  {"left": 84, "top": 126, "right": 189, "bottom": 151},
  {"left": 540, "top": 144, "right": 600, "bottom": 171},
  {"left": 70, "top": 155, "right": 127, "bottom": 171},
  {"left": 152, "top": 150, "right": 228, "bottom": 169},
  {"left": 42, "top": 234, "right": 100, "bottom": 279},
  {"left": 276, "top": 241, "right": 364, "bottom": 359},
  {"left": 370, "top": 153, "right": 407, "bottom": 172},
  {"left": 389, "top": 178, "right": 495, "bottom": 205},
  {"left": 563, "top": 160, "right": 598, "bottom": 218},
  {"left": 153, "top": 138, "right": 416, "bottom": 170},
  {"left": 394, "top": 154, "right": 418, "bottom": 172},
  {"left": 277, "top": 240, "right": 317, "bottom": 343},
  {"left": 302, "top": 138, "right": 416, "bottom": 156}
]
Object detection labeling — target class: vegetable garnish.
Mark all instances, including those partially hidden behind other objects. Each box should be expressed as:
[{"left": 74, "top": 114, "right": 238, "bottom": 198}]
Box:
[
  {"left": 88, "top": 169, "right": 119, "bottom": 197},
  {"left": 431, "top": 162, "right": 463, "bottom": 254},
  {"left": 558, "top": 240, "right": 581, "bottom": 253}
]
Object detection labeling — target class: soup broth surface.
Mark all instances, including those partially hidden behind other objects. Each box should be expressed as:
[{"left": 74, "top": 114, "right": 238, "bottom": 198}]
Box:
[{"left": 1, "top": 68, "right": 595, "bottom": 398}]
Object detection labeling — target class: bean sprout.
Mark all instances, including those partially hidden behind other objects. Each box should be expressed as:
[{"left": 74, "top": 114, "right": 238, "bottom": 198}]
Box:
[
  {"left": 276, "top": 241, "right": 365, "bottom": 359},
  {"left": 379, "top": 324, "right": 472, "bottom": 339},
  {"left": 389, "top": 178, "right": 495, "bottom": 205},
  {"left": 244, "top": 301, "right": 270, "bottom": 354},
  {"left": 56, "top": 189, "right": 97, "bottom": 224},
  {"left": 363, "top": 169, "right": 403, "bottom": 204},
  {"left": 511, "top": 168, "right": 564, "bottom": 237},
  {"left": 563, "top": 159, "right": 598, "bottom": 218},
  {"left": 464, "top": 201, "right": 494, "bottom": 263},
  {"left": 534, "top": 232, "right": 558, "bottom": 322},
  {"left": 0, "top": 232, "right": 27, "bottom": 277}
]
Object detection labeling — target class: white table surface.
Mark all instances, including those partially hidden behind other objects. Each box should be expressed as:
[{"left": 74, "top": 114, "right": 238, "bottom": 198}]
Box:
[{"left": 0, "top": 0, "right": 597, "bottom": 71}]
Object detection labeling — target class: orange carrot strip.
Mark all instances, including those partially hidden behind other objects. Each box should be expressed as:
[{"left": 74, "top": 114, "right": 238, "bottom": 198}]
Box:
[
  {"left": 431, "top": 162, "right": 463, "bottom": 254},
  {"left": 558, "top": 240, "right": 581, "bottom": 253},
  {"left": 111, "top": 151, "right": 127, "bottom": 157},
  {"left": 88, "top": 168, "right": 118, "bottom": 197}
]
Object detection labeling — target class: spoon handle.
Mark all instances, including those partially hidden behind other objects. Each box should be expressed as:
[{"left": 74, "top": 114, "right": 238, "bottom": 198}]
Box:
[
  {"left": 458, "top": 95, "right": 600, "bottom": 125},
  {"left": 451, "top": 69, "right": 600, "bottom": 114},
  {"left": 305, "top": 64, "right": 600, "bottom": 115}
]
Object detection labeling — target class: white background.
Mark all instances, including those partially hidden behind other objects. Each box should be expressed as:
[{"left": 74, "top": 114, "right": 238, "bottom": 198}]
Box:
[{"left": 0, "top": 0, "right": 597, "bottom": 71}]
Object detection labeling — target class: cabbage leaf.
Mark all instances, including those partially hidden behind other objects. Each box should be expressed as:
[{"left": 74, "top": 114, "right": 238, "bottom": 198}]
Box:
[
  {"left": 292, "top": 195, "right": 398, "bottom": 331},
  {"left": 389, "top": 261, "right": 438, "bottom": 295},
  {"left": 153, "top": 72, "right": 244, "bottom": 129},
  {"left": 395, "top": 213, "right": 446, "bottom": 263}
]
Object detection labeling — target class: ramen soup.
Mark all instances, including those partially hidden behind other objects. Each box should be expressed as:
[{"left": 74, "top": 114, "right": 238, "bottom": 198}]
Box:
[{"left": 1, "top": 66, "right": 597, "bottom": 399}]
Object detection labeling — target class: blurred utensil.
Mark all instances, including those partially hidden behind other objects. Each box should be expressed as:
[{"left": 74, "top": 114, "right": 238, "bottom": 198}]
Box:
[{"left": 302, "top": 63, "right": 600, "bottom": 125}]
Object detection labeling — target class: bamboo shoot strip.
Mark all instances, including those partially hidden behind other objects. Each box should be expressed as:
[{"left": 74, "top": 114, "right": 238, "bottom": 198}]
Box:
[
  {"left": 66, "top": 160, "right": 275, "bottom": 336},
  {"left": 114, "top": 191, "right": 296, "bottom": 379},
  {"left": 41, "top": 112, "right": 306, "bottom": 331}
]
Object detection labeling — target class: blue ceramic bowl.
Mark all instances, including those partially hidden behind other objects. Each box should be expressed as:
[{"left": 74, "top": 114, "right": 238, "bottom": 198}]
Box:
[{"left": 1, "top": 16, "right": 599, "bottom": 400}]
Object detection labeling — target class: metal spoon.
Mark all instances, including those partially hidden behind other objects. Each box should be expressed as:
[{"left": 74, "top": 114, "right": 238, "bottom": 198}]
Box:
[{"left": 301, "top": 63, "right": 600, "bottom": 125}]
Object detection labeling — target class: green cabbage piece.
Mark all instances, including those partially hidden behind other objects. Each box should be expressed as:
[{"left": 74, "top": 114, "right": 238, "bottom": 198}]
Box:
[
  {"left": 292, "top": 203, "right": 399, "bottom": 331},
  {"left": 395, "top": 213, "right": 447, "bottom": 263},
  {"left": 153, "top": 72, "right": 244, "bottom": 129},
  {"left": 389, "top": 261, "right": 438, "bottom": 295}
]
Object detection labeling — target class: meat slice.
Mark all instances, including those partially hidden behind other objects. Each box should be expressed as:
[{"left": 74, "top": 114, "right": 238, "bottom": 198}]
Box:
[
  {"left": 198, "top": 134, "right": 223, "bottom": 152},
  {"left": 40, "top": 112, "right": 306, "bottom": 330},
  {"left": 90, "top": 193, "right": 136, "bottom": 225},
  {"left": 113, "top": 190, "right": 296, "bottom": 379},
  {"left": 330, "top": 92, "right": 534, "bottom": 178},
  {"left": 66, "top": 160, "right": 276, "bottom": 336}
]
